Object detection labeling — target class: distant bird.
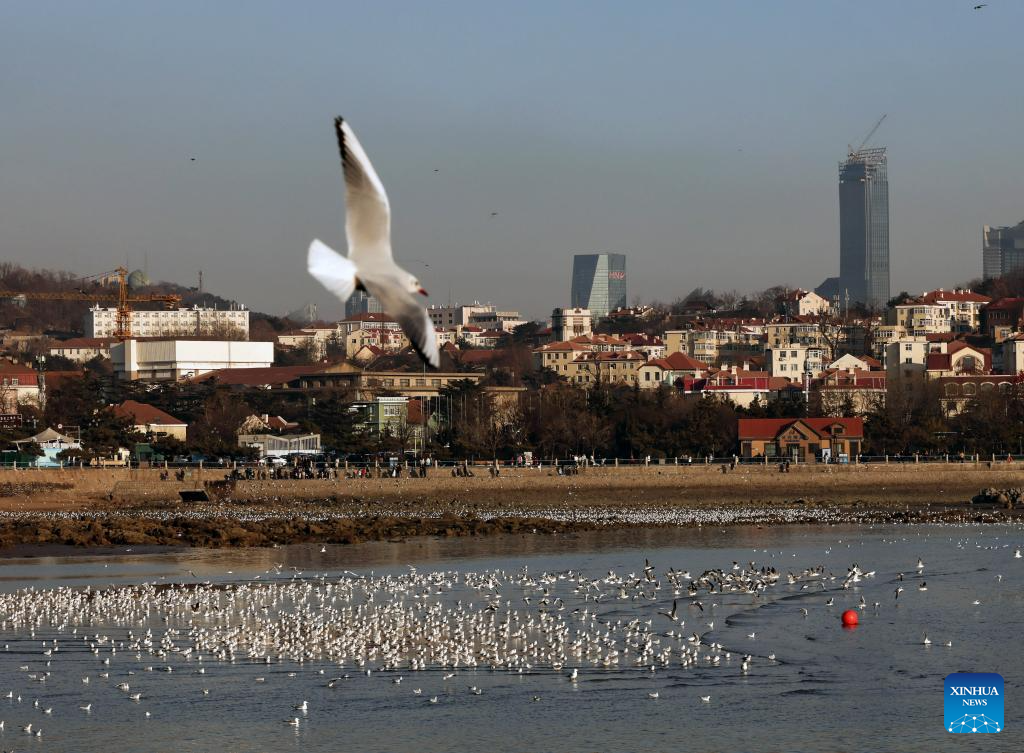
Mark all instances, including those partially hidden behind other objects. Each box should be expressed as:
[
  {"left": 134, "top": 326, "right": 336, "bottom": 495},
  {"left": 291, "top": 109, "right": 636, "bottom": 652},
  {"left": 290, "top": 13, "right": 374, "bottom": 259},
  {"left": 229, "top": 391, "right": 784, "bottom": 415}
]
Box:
[
  {"left": 918, "top": 582, "right": 928, "bottom": 591},
  {"left": 189, "top": 157, "right": 196, "bottom": 162},
  {"left": 916, "top": 558, "right": 925, "bottom": 570},
  {"left": 490, "top": 211, "right": 498, "bottom": 217},
  {"left": 647, "top": 691, "right": 659, "bottom": 699},
  {"left": 308, "top": 117, "right": 439, "bottom": 368},
  {"left": 700, "top": 695, "right": 711, "bottom": 703},
  {"left": 922, "top": 634, "right": 932, "bottom": 645},
  {"left": 1014, "top": 547, "right": 1021, "bottom": 559},
  {"left": 973, "top": 4, "right": 987, "bottom": 9}
]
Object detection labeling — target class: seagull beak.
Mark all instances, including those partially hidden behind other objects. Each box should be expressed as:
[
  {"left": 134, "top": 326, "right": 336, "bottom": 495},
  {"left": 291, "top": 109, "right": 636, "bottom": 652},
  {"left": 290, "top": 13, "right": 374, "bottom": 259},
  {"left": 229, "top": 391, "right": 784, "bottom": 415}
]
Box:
[{"left": 418, "top": 287, "right": 429, "bottom": 297}]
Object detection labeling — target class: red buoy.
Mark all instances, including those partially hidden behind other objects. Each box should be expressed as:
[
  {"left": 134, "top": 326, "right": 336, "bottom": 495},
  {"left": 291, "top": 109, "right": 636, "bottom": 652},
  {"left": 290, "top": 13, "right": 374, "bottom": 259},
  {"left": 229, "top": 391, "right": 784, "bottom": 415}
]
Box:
[{"left": 841, "top": 609, "right": 859, "bottom": 627}]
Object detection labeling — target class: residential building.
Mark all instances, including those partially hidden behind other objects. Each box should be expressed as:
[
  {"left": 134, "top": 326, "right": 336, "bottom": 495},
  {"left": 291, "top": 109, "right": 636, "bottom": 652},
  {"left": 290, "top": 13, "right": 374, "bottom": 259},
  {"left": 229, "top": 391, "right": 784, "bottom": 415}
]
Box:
[
  {"left": 551, "top": 307, "right": 593, "bottom": 341},
  {"left": 638, "top": 352, "right": 708, "bottom": 388},
  {"left": 983, "top": 221, "right": 1024, "bottom": 280},
  {"left": 938, "top": 376, "right": 1017, "bottom": 415},
  {"left": 885, "top": 336, "right": 932, "bottom": 381},
  {"left": 738, "top": 417, "right": 863, "bottom": 461},
  {"left": 0, "top": 361, "right": 40, "bottom": 412},
  {"left": 767, "top": 345, "right": 825, "bottom": 379},
  {"left": 870, "top": 324, "right": 907, "bottom": 363},
  {"left": 890, "top": 301, "right": 951, "bottom": 336},
  {"left": 344, "top": 327, "right": 410, "bottom": 358},
  {"left": 337, "top": 312, "right": 403, "bottom": 336},
  {"left": 812, "top": 369, "right": 886, "bottom": 416},
  {"left": 86, "top": 305, "right": 249, "bottom": 339},
  {"left": 679, "top": 371, "right": 790, "bottom": 409},
  {"left": 924, "top": 342, "right": 991, "bottom": 377},
  {"left": 917, "top": 289, "right": 990, "bottom": 333},
  {"left": 427, "top": 303, "right": 498, "bottom": 329},
  {"left": 776, "top": 289, "right": 830, "bottom": 317},
  {"left": 570, "top": 351, "right": 646, "bottom": 387},
  {"left": 49, "top": 337, "right": 115, "bottom": 363},
  {"left": 570, "top": 253, "right": 627, "bottom": 321},
  {"left": 981, "top": 298, "right": 1024, "bottom": 341},
  {"left": 111, "top": 339, "right": 274, "bottom": 381},
  {"left": 112, "top": 400, "right": 188, "bottom": 441},
  {"left": 620, "top": 334, "right": 665, "bottom": 360}
]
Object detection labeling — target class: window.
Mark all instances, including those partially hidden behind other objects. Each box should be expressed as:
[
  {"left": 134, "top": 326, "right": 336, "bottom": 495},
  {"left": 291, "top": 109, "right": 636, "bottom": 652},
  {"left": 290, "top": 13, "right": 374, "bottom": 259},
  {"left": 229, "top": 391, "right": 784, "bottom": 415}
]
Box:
[{"left": 904, "top": 344, "right": 913, "bottom": 351}]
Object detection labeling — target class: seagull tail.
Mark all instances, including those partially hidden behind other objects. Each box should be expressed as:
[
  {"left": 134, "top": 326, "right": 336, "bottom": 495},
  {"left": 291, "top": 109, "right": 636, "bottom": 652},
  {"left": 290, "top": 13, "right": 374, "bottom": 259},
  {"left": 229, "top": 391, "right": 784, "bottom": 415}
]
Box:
[{"left": 308, "top": 238, "right": 358, "bottom": 303}]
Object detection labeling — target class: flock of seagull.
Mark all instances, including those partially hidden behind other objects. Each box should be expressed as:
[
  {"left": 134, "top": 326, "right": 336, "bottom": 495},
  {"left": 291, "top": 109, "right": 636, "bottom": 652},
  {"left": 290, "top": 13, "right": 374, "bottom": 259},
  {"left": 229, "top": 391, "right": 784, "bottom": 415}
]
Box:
[{"left": 0, "top": 533, "right": 1019, "bottom": 745}]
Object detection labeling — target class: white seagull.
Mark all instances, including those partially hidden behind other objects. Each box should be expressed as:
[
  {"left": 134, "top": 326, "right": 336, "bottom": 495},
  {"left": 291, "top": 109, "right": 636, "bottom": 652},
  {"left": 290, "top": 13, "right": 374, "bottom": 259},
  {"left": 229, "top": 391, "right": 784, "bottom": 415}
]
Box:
[{"left": 308, "top": 117, "right": 439, "bottom": 368}]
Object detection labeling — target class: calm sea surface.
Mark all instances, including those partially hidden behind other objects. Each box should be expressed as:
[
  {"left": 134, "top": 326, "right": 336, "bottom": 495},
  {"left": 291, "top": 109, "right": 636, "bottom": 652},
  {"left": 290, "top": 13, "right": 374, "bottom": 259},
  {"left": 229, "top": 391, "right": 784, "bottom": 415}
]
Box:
[{"left": 0, "top": 523, "right": 1021, "bottom": 752}]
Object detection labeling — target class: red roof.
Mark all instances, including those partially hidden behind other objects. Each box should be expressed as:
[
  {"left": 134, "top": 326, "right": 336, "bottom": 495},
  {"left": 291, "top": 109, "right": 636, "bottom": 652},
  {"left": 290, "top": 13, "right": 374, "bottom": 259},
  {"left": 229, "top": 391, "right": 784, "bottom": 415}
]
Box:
[
  {"left": 194, "top": 365, "right": 323, "bottom": 386},
  {"left": 648, "top": 352, "right": 708, "bottom": 371},
  {"left": 113, "top": 400, "right": 186, "bottom": 426},
  {"left": 918, "top": 289, "right": 991, "bottom": 304},
  {"left": 738, "top": 417, "right": 864, "bottom": 440},
  {"left": 984, "top": 298, "right": 1024, "bottom": 312}
]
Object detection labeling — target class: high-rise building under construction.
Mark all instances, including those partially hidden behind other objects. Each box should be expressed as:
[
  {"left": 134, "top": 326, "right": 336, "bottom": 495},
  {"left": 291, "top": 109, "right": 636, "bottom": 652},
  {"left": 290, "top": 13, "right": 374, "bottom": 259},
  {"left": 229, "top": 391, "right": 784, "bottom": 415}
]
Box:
[{"left": 838, "top": 147, "right": 890, "bottom": 309}]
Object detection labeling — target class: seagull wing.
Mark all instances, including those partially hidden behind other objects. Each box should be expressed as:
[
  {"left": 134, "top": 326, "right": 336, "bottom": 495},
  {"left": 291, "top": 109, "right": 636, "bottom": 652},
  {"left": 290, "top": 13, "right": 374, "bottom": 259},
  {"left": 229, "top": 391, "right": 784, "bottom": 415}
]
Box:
[
  {"left": 335, "top": 117, "right": 392, "bottom": 266},
  {"left": 308, "top": 239, "right": 358, "bottom": 304},
  {"left": 365, "top": 275, "right": 439, "bottom": 369}
]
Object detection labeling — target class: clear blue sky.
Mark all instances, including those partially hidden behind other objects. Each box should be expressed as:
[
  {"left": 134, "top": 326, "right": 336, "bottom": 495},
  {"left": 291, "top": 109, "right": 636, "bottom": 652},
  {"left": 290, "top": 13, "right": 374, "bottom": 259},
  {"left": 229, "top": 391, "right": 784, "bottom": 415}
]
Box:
[{"left": 2, "top": 1, "right": 1021, "bottom": 318}]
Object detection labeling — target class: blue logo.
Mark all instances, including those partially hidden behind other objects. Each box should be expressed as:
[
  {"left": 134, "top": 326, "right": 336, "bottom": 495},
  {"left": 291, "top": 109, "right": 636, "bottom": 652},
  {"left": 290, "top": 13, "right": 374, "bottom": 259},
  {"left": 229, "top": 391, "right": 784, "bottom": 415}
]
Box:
[{"left": 945, "top": 673, "right": 1003, "bottom": 733}]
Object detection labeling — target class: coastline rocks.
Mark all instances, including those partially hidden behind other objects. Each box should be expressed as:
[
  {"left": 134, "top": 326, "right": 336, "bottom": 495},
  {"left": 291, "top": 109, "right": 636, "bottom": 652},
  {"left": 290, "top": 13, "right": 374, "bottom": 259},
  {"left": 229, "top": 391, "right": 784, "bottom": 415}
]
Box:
[{"left": 972, "top": 487, "right": 1022, "bottom": 508}]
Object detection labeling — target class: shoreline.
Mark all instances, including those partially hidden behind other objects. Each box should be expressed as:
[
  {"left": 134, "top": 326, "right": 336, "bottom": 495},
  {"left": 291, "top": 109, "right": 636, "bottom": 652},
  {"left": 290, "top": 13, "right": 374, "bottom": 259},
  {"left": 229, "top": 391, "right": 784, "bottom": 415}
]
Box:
[
  {"left": 1, "top": 464, "right": 1022, "bottom": 549},
  {"left": 0, "top": 499, "right": 1016, "bottom": 550}
]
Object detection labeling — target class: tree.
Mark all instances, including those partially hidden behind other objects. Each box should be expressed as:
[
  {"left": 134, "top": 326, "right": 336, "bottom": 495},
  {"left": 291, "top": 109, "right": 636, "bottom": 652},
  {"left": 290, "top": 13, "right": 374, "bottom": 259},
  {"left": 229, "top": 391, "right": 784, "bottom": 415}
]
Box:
[{"left": 188, "top": 390, "right": 253, "bottom": 457}]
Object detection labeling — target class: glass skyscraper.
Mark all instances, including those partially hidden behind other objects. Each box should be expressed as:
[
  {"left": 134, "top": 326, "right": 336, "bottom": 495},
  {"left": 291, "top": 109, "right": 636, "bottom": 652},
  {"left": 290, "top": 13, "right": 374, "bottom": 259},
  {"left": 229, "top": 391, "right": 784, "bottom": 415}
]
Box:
[
  {"left": 571, "top": 253, "right": 627, "bottom": 321},
  {"left": 983, "top": 222, "right": 1024, "bottom": 280},
  {"left": 838, "top": 148, "right": 890, "bottom": 309},
  {"left": 345, "top": 290, "right": 383, "bottom": 318}
]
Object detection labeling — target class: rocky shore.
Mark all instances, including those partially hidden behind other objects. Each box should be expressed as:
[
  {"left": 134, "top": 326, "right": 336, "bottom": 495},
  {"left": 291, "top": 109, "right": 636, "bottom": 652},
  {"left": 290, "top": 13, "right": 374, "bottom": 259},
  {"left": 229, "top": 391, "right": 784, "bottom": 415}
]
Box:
[{"left": 1, "top": 464, "right": 1022, "bottom": 550}]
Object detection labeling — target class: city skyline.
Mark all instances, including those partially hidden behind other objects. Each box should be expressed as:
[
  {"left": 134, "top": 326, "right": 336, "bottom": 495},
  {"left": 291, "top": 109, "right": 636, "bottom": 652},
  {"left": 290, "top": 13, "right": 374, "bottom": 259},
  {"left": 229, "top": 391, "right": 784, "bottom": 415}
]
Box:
[{"left": 2, "top": 2, "right": 1023, "bottom": 320}]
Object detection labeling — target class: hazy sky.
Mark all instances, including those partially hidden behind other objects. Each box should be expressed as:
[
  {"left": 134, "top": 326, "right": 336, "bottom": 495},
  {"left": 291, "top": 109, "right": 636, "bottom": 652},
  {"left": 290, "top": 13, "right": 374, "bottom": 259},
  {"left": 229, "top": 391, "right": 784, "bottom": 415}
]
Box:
[{"left": 2, "top": 1, "right": 1022, "bottom": 320}]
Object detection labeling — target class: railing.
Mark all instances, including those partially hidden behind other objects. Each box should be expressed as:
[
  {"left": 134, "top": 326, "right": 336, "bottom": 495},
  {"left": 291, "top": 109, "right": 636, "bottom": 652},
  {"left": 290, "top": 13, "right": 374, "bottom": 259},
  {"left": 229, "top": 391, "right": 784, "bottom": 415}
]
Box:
[{"left": 1, "top": 453, "right": 1022, "bottom": 471}]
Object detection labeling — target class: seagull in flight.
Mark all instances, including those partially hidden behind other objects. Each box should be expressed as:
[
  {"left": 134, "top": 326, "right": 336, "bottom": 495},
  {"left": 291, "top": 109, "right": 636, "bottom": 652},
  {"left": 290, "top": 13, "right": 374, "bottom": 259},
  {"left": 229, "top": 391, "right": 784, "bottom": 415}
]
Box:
[{"left": 308, "top": 117, "right": 439, "bottom": 368}]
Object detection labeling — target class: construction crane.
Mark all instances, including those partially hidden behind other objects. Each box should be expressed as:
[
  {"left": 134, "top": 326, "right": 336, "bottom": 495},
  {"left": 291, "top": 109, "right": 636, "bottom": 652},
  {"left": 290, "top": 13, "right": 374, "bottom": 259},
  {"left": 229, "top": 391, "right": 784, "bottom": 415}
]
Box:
[
  {"left": 848, "top": 113, "right": 887, "bottom": 158},
  {"left": 0, "top": 266, "right": 181, "bottom": 339}
]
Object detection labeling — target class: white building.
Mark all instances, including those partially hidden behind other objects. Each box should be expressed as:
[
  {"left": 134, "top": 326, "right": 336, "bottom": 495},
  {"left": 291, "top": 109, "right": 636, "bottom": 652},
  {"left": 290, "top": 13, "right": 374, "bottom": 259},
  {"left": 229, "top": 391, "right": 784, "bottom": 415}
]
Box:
[
  {"left": 111, "top": 339, "right": 274, "bottom": 381},
  {"left": 551, "top": 307, "right": 593, "bottom": 341},
  {"left": 49, "top": 337, "right": 115, "bottom": 363},
  {"left": 427, "top": 303, "right": 498, "bottom": 329},
  {"left": 86, "top": 305, "right": 249, "bottom": 338},
  {"left": 237, "top": 433, "right": 321, "bottom": 458},
  {"left": 767, "top": 345, "right": 825, "bottom": 379}
]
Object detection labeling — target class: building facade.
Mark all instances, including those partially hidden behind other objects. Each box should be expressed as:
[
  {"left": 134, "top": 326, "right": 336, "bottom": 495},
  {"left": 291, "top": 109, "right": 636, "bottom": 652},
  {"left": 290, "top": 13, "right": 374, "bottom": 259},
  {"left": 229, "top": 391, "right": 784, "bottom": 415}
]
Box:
[
  {"left": 86, "top": 306, "right": 249, "bottom": 339},
  {"left": 570, "top": 253, "right": 627, "bottom": 321},
  {"left": 551, "top": 308, "right": 593, "bottom": 342},
  {"left": 837, "top": 148, "right": 890, "bottom": 309},
  {"left": 111, "top": 339, "right": 274, "bottom": 381}
]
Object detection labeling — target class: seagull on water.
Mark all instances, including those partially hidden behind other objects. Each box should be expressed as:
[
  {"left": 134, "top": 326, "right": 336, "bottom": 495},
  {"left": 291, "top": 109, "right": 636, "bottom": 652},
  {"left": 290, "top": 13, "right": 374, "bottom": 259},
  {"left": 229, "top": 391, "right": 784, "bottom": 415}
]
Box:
[
  {"left": 308, "top": 117, "right": 439, "bottom": 368},
  {"left": 700, "top": 695, "right": 711, "bottom": 703}
]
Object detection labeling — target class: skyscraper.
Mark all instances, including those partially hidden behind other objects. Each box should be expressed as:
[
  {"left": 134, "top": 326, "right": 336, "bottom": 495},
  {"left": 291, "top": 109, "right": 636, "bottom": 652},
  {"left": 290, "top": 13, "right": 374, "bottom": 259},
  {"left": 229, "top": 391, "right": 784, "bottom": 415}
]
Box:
[
  {"left": 571, "top": 253, "right": 626, "bottom": 321},
  {"left": 837, "top": 147, "right": 890, "bottom": 309},
  {"left": 345, "top": 290, "right": 383, "bottom": 319},
  {"left": 983, "top": 221, "right": 1024, "bottom": 280}
]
